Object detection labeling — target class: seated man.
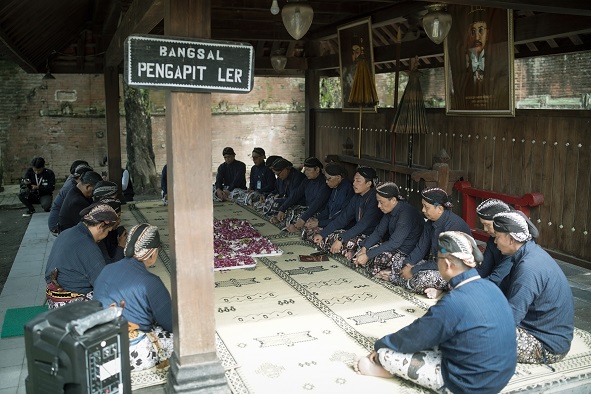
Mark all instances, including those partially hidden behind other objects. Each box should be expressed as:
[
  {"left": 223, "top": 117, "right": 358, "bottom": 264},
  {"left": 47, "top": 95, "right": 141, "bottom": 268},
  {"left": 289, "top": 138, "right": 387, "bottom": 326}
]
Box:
[
  {"left": 18, "top": 156, "right": 56, "bottom": 216},
  {"left": 380, "top": 187, "right": 471, "bottom": 297},
  {"left": 313, "top": 166, "right": 382, "bottom": 259},
  {"left": 302, "top": 162, "right": 354, "bottom": 242},
  {"left": 475, "top": 198, "right": 513, "bottom": 285},
  {"left": 247, "top": 147, "right": 276, "bottom": 204},
  {"left": 45, "top": 202, "right": 118, "bottom": 309},
  {"left": 272, "top": 157, "right": 331, "bottom": 232},
  {"left": 355, "top": 231, "right": 516, "bottom": 393},
  {"left": 263, "top": 158, "right": 305, "bottom": 218},
  {"left": 48, "top": 161, "right": 92, "bottom": 234},
  {"left": 494, "top": 211, "right": 574, "bottom": 365},
  {"left": 94, "top": 224, "right": 173, "bottom": 371},
  {"left": 161, "top": 164, "right": 168, "bottom": 205},
  {"left": 354, "top": 182, "right": 424, "bottom": 276},
  {"left": 215, "top": 147, "right": 246, "bottom": 201},
  {"left": 59, "top": 170, "right": 103, "bottom": 232}
]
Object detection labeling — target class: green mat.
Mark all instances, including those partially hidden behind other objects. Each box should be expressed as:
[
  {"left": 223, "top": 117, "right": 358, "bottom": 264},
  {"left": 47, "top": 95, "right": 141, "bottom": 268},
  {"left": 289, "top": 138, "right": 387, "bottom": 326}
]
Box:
[{"left": 1, "top": 305, "right": 48, "bottom": 338}]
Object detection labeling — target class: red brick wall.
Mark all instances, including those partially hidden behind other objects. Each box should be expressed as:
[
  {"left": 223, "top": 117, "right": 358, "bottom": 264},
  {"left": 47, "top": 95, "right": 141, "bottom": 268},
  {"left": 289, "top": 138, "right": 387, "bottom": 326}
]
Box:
[{"left": 0, "top": 54, "right": 305, "bottom": 185}]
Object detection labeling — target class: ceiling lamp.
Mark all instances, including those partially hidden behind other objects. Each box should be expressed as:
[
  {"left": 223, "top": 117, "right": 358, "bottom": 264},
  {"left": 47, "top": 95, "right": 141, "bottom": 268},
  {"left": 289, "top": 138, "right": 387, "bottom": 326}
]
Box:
[
  {"left": 271, "top": 50, "right": 287, "bottom": 71},
  {"left": 270, "top": 0, "right": 280, "bottom": 15},
  {"left": 281, "top": 0, "right": 314, "bottom": 40},
  {"left": 422, "top": 4, "right": 452, "bottom": 45}
]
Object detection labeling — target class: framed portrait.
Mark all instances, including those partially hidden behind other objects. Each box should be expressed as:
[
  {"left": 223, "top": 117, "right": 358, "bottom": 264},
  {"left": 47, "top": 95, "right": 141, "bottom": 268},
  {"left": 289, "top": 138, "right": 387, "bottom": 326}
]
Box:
[
  {"left": 444, "top": 5, "right": 514, "bottom": 116},
  {"left": 338, "top": 17, "right": 377, "bottom": 113}
]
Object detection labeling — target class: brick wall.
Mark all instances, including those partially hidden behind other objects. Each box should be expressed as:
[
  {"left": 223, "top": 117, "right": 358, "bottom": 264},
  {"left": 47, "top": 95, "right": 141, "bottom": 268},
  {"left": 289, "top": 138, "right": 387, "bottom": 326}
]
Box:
[{"left": 0, "top": 54, "right": 305, "bottom": 185}]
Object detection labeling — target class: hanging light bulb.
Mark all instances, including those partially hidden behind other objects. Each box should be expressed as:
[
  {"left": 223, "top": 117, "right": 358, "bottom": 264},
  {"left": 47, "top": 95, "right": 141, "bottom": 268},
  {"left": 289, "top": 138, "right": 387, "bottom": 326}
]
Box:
[
  {"left": 270, "top": 0, "right": 280, "bottom": 15},
  {"left": 422, "top": 4, "right": 452, "bottom": 45},
  {"left": 281, "top": 0, "right": 314, "bottom": 40}
]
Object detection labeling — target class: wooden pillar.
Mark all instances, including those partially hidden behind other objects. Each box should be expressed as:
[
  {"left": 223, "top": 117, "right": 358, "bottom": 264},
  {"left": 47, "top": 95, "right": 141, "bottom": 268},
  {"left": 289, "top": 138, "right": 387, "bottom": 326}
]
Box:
[
  {"left": 165, "top": 0, "right": 228, "bottom": 392},
  {"left": 103, "top": 65, "right": 123, "bottom": 194},
  {"left": 305, "top": 69, "right": 319, "bottom": 157}
]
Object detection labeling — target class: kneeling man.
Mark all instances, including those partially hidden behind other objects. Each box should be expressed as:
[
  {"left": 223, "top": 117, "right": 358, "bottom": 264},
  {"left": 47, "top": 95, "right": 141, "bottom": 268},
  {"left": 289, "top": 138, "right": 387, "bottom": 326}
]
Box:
[
  {"left": 355, "top": 231, "right": 516, "bottom": 393},
  {"left": 494, "top": 211, "right": 574, "bottom": 365}
]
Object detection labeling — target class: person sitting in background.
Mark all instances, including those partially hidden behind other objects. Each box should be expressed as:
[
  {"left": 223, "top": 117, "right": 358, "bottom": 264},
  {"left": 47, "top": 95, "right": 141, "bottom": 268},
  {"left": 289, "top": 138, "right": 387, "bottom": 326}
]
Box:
[
  {"left": 247, "top": 147, "right": 276, "bottom": 204},
  {"left": 263, "top": 158, "right": 305, "bottom": 219},
  {"left": 354, "top": 182, "right": 424, "bottom": 276},
  {"left": 313, "top": 166, "right": 382, "bottom": 260},
  {"left": 18, "top": 156, "right": 56, "bottom": 216},
  {"left": 381, "top": 187, "right": 471, "bottom": 298},
  {"left": 302, "top": 162, "right": 354, "bottom": 242},
  {"left": 215, "top": 147, "right": 246, "bottom": 201},
  {"left": 161, "top": 164, "right": 168, "bottom": 205},
  {"left": 494, "top": 210, "right": 574, "bottom": 365},
  {"left": 94, "top": 223, "right": 173, "bottom": 371},
  {"left": 48, "top": 161, "right": 92, "bottom": 234},
  {"left": 58, "top": 170, "right": 103, "bottom": 232},
  {"left": 272, "top": 157, "right": 331, "bottom": 232},
  {"left": 121, "top": 167, "right": 135, "bottom": 202},
  {"left": 355, "top": 231, "right": 516, "bottom": 394},
  {"left": 474, "top": 198, "right": 513, "bottom": 285},
  {"left": 45, "top": 202, "right": 118, "bottom": 309}
]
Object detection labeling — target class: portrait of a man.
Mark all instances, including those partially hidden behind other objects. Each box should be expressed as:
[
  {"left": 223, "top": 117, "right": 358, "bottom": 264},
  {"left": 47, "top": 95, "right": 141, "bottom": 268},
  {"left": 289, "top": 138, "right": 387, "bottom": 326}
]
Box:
[{"left": 445, "top": 5, "right": 514, "bottom": 116}]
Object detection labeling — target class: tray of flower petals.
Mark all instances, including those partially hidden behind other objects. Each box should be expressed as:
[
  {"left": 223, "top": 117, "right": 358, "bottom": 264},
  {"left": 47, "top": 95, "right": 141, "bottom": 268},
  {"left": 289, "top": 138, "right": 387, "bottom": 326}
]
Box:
[{"left": 213, "top": 218, "right": 282, "bottom": 271}]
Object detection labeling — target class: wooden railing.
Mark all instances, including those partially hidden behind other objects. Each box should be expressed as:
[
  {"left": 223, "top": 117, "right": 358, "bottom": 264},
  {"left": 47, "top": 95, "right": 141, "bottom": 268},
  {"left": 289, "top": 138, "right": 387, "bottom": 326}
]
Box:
[{"left": 454, "top": 180, "right": 545, "bottom": 241}]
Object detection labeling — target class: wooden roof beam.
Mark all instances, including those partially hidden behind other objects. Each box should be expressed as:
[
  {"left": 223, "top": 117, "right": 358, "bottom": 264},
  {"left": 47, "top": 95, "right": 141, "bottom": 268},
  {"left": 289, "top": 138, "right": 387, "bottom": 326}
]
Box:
[
  {"left": 105, "top": 0, "right": 164, "bottom": 67},
  {"left": 419, "top": 0, "right": 591, "bottom": 16}
]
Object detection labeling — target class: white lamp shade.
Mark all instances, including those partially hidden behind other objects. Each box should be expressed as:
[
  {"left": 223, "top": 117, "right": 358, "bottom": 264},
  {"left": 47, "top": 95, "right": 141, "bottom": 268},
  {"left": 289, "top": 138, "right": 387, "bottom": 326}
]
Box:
[
  {"left": 281, "top": 2, "right": 314, "bottom": 40},
  {"left": 422, "top": 9, "right": 452, "bottom": 45},
  {"left": 271, "top": 54, "right": 288, "bottom": 71}
]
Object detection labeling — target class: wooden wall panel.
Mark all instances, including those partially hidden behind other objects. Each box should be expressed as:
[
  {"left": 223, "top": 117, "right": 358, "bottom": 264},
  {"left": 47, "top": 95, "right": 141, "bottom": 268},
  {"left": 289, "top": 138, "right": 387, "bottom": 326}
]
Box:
[{"left": 313, "top": 108, "right": 591, "bottom": 262}]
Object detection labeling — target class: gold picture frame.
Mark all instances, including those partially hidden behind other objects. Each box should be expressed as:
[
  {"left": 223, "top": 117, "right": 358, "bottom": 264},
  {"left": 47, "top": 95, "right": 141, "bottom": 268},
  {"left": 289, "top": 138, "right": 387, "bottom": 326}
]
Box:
[
  {"left": 444, "top": 5, "right": 515, "bottom": 116},
  {"left": 337, "top": 17, "right": 377, "bottom": 113}
]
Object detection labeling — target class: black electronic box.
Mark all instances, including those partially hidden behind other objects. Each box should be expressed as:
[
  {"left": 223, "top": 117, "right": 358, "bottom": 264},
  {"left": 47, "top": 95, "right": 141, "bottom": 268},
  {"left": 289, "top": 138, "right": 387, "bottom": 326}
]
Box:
[{"left": 24, "top": 300, "right": 131, "bottom": 393}]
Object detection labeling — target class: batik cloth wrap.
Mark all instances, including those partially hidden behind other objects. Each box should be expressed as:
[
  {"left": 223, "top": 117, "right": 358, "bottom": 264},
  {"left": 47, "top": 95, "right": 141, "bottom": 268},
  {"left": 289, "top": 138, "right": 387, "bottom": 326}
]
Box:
[{"left": 128, "top": 323, "right": 174, "bottom": 371}]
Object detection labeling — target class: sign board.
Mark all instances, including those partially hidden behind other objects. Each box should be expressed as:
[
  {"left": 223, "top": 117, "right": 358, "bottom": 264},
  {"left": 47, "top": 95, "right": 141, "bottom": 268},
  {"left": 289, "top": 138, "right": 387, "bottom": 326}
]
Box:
[{"left": 124, "top": 35, "right": 254, "bottom": 93}]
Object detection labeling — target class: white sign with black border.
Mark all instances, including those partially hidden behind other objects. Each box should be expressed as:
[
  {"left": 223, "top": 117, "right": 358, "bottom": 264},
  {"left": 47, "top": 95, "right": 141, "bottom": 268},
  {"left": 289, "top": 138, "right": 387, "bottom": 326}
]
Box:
[{"left": 124, "top": 34, "right": 254, "bottom": 93}]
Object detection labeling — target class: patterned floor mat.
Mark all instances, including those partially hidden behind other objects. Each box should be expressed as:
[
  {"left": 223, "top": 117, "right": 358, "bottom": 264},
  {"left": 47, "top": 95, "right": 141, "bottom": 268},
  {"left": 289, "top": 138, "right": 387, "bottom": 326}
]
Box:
[{"left": 123, "top": 200, "right": 591, "bottom": 393}]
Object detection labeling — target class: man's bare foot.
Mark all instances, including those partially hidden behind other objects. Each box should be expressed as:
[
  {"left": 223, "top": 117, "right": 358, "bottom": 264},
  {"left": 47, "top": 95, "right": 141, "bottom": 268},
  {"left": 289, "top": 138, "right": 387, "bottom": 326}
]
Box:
[
  {"left": 353, "top": 356, "right": 393, "bottom": 378},
  {"left": 286, "top": 224, "right": 299, "bottom": 233},
  {"left": 424, "top": 288, "right": 443, "bottom": 299},
  {"left": 345, "top": 251, "right": 353, "bottom": 260}
]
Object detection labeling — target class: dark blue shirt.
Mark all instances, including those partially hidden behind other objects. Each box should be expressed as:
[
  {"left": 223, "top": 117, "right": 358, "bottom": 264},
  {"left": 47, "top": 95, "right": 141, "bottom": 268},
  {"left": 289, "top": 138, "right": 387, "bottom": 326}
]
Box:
[
  {"left": 59, "top": 186, "right": 93, "bottom": 231},
  {"left": 375, "top": 269, "right": 517, "bottom": 394},
  {"left": 275, "top": 167, "right": 306, "bottom": 200},
  {"left": 279, "top": 174, "right": 331, "bottom": 221},
  {"left": 316, "top": 178, "right": 354, "bottom": 228},
  {"left": 48, "top": 176, "right": 76, "bottom": 230},
  {"left": 406, "top": 210, "right": 471, "bottom": 274},
  {"left": 249, "top": 163, "right": 276, "bottom": 194},
  {"left": 44, "top": 223, "right": 106, "bottom": 294},
  {"left": 500, "top": 240, "right": 574, "bottom": 354},
  {"left": 94, "top": 257, "right": 173, "bottom": 333},
  {"left": 215, "top": 160, "right": 246, "bottom": 191},
  {"left": 362, "top": 200, "right": 424, "bottom": 259},
  {"left": 161, "top": 164, "right": 167, "bottom": 196},
  {"left": 320, "top": 188, "right": 382, "bottom": 242},
  {"left": 476, "top": 236, "right": 512, "bottom": 286}
]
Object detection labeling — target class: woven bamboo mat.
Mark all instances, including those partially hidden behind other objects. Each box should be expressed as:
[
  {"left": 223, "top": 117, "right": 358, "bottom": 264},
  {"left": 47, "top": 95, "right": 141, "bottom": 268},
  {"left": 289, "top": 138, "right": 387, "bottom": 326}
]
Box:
[{"left": 123, "top": 200, "right": 591, "bottom": 393}]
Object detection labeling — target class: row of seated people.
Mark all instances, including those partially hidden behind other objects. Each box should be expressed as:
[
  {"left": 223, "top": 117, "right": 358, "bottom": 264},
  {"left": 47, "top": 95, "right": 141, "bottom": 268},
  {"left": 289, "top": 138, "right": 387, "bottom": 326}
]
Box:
[
  {"left": 217, "top": 153, "right": 574, "bottom": 392},
  {"left": 43, "top": 153, "right": 574, "bottom": 390}
]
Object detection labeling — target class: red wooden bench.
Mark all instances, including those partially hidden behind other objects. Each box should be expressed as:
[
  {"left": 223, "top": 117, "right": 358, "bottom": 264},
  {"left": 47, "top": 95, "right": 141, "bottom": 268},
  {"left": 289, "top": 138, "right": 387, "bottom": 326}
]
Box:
[{"left": 454, "top": 180, "right": 544, "bottom": 242}]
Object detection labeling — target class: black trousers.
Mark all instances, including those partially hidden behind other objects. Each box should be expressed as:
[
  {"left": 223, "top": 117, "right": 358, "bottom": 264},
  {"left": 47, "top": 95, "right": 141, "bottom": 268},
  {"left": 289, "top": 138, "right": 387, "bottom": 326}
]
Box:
[{"left": 18, "top": 192, "right": 52, "bottom": 212}]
